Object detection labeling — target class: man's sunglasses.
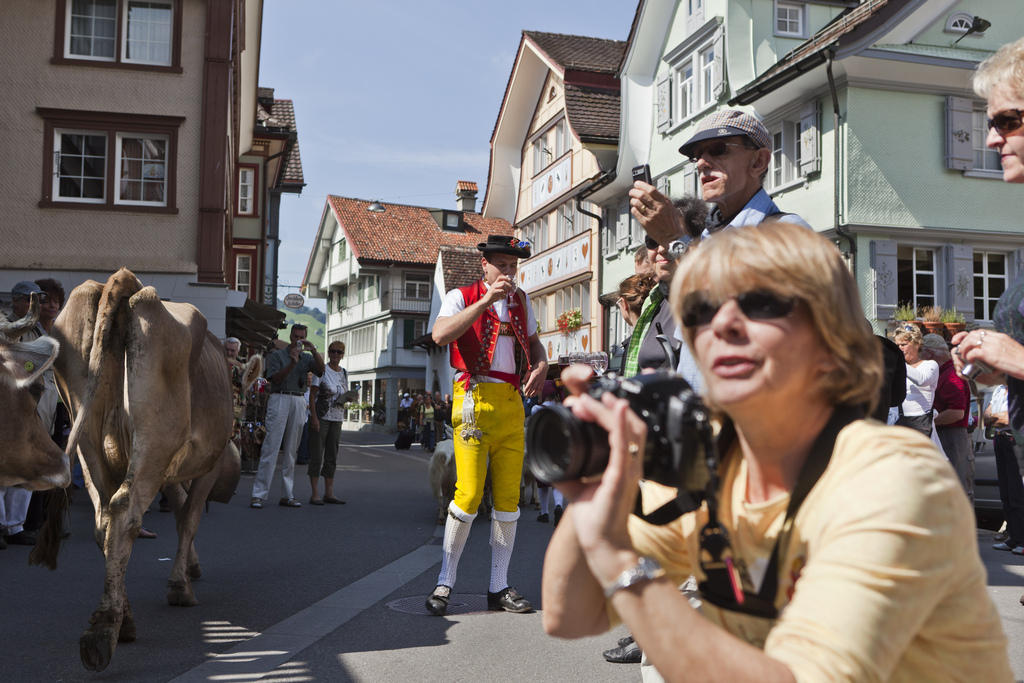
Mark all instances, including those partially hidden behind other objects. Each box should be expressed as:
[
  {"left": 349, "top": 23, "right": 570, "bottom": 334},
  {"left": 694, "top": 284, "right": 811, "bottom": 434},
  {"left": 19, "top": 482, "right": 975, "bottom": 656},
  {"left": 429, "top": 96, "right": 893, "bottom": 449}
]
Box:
[
  {"left": 686, "top": 141, "right": 757, "bottom": 164},
  {"left": 988, "top": 109, "right": 1024, "bottom": 136},
  {"left": 681, "top": 290, "right": 797, "bottom": 328},
  {"left": 328, "top": 349, "right": 344, "bottom": 354},
  {"left": 644, "top": 235, "right": 660, "bottom": 250}
]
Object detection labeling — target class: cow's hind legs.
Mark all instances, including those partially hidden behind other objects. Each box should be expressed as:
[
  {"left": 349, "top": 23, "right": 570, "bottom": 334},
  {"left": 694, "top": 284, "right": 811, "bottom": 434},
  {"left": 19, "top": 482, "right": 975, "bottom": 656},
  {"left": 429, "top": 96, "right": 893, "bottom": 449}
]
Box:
[{"left": 166, "top": 471, "right": 216, "bottom": 606}]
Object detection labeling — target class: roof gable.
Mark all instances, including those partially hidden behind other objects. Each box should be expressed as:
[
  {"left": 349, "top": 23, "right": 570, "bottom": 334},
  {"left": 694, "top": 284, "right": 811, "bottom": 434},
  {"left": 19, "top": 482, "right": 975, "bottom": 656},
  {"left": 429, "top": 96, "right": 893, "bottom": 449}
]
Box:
[{"left": 326, "top": 196, "right": 511, "bottom": 267}]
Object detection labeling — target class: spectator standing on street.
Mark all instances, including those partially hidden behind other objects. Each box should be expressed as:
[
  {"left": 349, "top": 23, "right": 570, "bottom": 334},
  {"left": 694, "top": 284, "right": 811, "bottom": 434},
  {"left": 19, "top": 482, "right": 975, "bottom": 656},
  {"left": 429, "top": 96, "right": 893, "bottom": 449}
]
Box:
[
  {"left": 308, "top": 341, "right": 352, "bottom": 506},
  {"left": 986, "top": 384, "right": 1024, "bottom": 555},
  {"left": 893, "top": 325, "right": 939, "bottom": 437},
  {"left": 921, "top": 334, "right": 974, "bottom": 502},
  {"left": 0, "top": 282, "right": 51, "bottom": 548},
  {"left": 398, "top": 392, "right": 413, "bottom": 428},
  {"left": 419, "top": 394, "right": 436, "bottom": 450},
  {"left": 250, "top": 324, "right": 323, "bottom": 509}
]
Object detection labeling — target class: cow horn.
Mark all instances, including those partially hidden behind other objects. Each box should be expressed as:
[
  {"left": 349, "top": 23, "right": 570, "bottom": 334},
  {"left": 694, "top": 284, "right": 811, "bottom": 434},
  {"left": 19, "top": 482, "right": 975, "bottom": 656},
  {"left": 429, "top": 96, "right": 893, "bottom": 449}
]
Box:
[{"left": 0, "top": 293, "right": 41, "bottom": 341}]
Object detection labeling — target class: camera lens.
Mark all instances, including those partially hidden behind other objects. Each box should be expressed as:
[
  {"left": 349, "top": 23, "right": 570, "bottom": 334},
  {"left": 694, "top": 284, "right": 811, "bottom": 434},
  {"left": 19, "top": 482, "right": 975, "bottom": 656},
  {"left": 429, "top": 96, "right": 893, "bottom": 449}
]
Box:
[{"left": 525, "top": 404, "right": 608, "bottom": 482}]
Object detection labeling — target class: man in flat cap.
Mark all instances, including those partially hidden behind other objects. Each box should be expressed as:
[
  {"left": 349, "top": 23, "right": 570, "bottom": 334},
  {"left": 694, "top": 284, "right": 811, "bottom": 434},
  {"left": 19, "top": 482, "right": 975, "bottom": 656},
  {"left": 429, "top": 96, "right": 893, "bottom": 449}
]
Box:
[
  {"left": 425, "top": 234, "right": 548, "bottom": 616},
  {"left": 630, "top": 108, "right": 811, "bottom": 252}
]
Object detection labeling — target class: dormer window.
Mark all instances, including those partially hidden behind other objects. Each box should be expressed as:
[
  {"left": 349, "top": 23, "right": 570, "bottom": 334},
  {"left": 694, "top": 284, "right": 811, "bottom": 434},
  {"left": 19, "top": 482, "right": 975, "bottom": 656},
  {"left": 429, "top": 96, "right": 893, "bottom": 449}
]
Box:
[
  {"left": 945, "top": 12, "right": 981, "bottom": 35},
  {"left": 774, "top": 1, "right": 806, "bottom": 38}
]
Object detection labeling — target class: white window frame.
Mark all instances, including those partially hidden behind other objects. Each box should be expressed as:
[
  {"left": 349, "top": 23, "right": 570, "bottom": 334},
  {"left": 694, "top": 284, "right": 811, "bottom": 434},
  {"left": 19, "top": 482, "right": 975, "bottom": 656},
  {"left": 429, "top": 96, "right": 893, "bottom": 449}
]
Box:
[
  {"left": 235, "top": 254, "right": 251, "bottom": 294},
  {"left": 114, "top": 132, "right": 168, "bottom": 206},
  {"left": 237, "top": 167, "right": 255, "bottom": 215},
  {"left": 120, "top": 0, "right": 173, "bottom": 65},
  {"left": 897, "top": 246, "right": 937, "bottom": 312},
  {"left": 66, "top": 0, "right": 118, "bottom": 61},
  {"left": 53, "top": 128, "right": 107, "bottom": 204},
  {"left": 971, "top": 108, "right": 1002, "bottom": 173},
  {"left": 404, "top": 272, "right": 431, "bottom": 300},
  {"left": 65, "top": 0, "right": 174, "bottom": 66},
  {"left": 350, "top": 325, "right": 374, "bottom": 355},
  {"left": 556, "top": 203, "right": 576, "bottom": 243},
  {"left": 667, "top": 33, "right": 719, "bottom": 127},
  {"left": 974, "top": 251, "right": 1007, "bottom": 322},
  {"left": 774, "top": 1, "right": 806, "bottom": 38},
  {"left": 767, "top": 120, "right": 802, "bottom": 191}
]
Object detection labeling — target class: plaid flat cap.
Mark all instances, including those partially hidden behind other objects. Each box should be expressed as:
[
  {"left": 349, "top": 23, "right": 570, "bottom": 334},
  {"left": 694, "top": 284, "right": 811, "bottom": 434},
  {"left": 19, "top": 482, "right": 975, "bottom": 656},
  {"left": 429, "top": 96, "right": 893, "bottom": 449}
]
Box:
[{"left": 678, "top": 109, "right": 771, "bottom": 157}]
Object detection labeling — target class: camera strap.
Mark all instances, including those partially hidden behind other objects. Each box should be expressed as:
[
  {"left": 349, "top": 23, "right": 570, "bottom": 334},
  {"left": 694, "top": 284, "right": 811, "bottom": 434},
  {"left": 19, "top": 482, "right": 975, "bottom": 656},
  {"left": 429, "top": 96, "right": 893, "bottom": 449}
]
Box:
[{"left": 696, "top": 403, "right": 863, "bottom": 618}]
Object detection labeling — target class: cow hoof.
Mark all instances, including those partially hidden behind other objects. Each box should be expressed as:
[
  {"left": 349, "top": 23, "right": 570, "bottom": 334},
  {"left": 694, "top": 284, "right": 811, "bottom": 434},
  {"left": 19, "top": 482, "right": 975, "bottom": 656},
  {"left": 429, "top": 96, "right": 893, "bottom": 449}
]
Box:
[
  {"left": 167, "top": 580, "right": 198, "bottom": 607},
  {"left": 187, "top": 562, "right": 202, "bottom": 580},
  {"left": 118, "top": 613, "right": 136, "bottom": 643},
  {"left": 80, "top": 625, "right": 117, "bottom": 672}
]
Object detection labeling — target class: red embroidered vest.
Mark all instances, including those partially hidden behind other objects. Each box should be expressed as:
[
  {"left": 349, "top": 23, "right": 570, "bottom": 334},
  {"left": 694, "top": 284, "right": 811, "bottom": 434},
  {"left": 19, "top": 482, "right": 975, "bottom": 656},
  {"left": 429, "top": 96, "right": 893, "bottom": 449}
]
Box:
[{"left": 449, "top": 280, "right": 532, "bottom": 386}]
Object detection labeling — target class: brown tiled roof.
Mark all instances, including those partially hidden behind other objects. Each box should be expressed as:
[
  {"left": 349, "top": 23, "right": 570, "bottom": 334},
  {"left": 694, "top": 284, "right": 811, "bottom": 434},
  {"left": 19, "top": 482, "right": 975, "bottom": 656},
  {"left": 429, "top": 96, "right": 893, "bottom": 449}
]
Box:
[
  {"left": 523, "top": 31, "right": 626, "bottom": 74},
  {"left": 456, "top": 180, "right": 478, "bottom": 192},
  {"left": 327, "top": 196, "right": 512, "bottom": 266},
  {"left": 731, "top": 0, "right": 894, "bottom": 104},
  {"left": 255, "top": 98, "right": 304, "bottom": 186},
  {"left": 565, "top": 83, "right": 620, "bottom": 143},
  {"left": 439, "top": 246, "right": 482, "bottom": 290}
]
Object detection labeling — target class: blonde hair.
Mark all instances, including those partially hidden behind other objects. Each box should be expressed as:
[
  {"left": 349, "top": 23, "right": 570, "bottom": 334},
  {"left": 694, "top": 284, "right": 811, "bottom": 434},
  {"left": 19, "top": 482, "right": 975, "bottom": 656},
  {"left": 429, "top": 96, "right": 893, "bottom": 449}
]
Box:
[
  {"left": 671, "top": 221, "right": 881, "bottom": 411},
  {"left": 892, "top": 324, "right": 923, "bottom": 348},
  {"left": 974, "top": 37, "right": 1024, "bottom": 99}
]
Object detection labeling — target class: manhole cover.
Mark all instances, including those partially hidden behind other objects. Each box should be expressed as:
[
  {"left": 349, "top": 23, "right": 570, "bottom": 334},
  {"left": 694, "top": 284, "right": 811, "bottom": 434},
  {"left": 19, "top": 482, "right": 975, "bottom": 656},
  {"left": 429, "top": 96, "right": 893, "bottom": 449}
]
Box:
[{"left": 387, "top": 594, "right": 488, "bottom": 616}]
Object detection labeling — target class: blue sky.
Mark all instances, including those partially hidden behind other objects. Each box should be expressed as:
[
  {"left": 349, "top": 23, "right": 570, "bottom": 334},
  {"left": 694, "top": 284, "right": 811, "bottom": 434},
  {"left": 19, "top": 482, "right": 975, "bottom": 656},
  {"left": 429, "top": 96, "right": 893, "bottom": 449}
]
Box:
[{"left": 258, "top": 1, "right": 638, "bottom": 303}]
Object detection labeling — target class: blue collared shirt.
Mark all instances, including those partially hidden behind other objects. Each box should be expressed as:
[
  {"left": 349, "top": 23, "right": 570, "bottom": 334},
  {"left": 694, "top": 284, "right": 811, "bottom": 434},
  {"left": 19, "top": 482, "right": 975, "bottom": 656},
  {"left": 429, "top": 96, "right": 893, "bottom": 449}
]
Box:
[{"left": 701, "top": 188, "right": 812, "bottom": 238}]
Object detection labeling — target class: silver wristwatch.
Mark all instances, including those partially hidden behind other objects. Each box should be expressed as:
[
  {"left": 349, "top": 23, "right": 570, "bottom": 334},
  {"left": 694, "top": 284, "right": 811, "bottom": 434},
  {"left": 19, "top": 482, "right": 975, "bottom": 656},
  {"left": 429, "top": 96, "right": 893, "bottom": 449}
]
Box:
[
  {"left": 604, "top": 556, "right": 666, "bottom": 598},
  {"left": 667, "top": 238, "right": 690, "bottom": 260}
]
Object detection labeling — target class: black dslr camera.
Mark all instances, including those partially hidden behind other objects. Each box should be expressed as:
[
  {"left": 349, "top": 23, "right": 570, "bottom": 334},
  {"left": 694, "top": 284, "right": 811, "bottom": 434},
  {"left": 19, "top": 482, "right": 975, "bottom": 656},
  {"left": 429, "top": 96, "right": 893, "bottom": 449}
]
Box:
[{"left": 525, "top": 372, "right": 713, "bottom": 494}]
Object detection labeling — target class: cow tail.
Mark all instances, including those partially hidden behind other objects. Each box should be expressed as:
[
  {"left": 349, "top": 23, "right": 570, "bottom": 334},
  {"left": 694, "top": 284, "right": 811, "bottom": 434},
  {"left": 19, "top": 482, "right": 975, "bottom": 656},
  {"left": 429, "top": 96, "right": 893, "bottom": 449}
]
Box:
[
  {"left": 63, "top": 268, "right": 142, "bottom": 460},
  {"left": 28, "top": 489, "right": 70, "bottom": 570}
]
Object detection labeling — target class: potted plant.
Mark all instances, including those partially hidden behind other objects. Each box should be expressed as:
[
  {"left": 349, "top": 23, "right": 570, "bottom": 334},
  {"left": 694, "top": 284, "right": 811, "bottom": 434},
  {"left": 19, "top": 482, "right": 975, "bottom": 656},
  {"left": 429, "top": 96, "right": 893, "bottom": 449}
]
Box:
[
  {"left": 939, "top": 308, "right": 966, "bottom": 340},
  {"left": 890, "top": 302, "right": 921, "bottom": 334},
  {"left": 918, "top": 306, "right": 945, "bottom": 336},
  {"left": 556, "top": 308, "right": 583, "bottom": 335}
]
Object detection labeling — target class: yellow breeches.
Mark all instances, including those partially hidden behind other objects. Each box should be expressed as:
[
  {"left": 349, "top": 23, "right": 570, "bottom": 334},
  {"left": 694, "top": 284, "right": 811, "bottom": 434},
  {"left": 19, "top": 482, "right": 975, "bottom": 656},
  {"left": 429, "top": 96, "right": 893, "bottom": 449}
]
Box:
[{"left": 451, "top": 381, "right": 525, "bottom": 515}]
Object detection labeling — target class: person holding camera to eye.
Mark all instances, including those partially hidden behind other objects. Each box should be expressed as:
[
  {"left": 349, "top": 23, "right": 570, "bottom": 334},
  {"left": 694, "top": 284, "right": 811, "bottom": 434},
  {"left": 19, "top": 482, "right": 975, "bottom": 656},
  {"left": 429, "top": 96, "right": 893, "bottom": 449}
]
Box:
[
  {"left": 250, "top": 324, "right": 324, "bottom": 509},
  {"left": 540, "top": 222, "right": 1010, "bottom": 681}
]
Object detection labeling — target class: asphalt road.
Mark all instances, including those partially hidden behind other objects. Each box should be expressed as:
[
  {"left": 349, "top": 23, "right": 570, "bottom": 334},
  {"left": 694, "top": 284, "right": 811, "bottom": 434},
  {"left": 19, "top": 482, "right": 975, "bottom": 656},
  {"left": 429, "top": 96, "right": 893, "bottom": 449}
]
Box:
[{"left": 1, "top": 430, "right": 1022, "bottom": 681}]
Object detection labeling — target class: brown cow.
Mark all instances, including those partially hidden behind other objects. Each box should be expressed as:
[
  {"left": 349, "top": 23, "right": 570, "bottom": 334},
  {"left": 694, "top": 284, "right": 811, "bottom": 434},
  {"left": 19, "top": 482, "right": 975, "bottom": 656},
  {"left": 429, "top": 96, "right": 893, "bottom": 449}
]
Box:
[
  {"left": 0, "top": 296, "right": 71, "bottom": 490},
  {"left": 32, "top": 269, "right": 253, "bottom": 672}
]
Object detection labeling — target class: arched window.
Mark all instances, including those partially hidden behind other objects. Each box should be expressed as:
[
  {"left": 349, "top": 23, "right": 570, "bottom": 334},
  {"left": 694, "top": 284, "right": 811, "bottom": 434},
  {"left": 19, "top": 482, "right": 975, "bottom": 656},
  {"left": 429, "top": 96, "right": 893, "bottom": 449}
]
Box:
[{"left": 945, "top": 13, "right": 977, "bottom": 34}]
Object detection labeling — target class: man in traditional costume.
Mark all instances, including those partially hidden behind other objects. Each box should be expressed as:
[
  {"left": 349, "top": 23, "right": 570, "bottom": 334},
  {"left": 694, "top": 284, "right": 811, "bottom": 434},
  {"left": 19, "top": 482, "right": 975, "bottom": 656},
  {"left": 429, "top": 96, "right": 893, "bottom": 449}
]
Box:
[{"left": 425, "top": 235, "right": 548, "bottom": 616}]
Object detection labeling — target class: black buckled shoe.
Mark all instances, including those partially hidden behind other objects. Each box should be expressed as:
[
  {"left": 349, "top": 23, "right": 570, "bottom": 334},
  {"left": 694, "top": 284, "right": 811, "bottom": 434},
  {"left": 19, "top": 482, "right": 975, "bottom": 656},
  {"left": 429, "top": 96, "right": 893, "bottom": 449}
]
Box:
[
  {"left": 487, "top": 586, "right": 533, "bottom": 613},
  {"left": 602, "top": 638, "right": 642, "bottom": 664},
  {"left": 425, "top": 585, "right": 450, "bottom": 616}
]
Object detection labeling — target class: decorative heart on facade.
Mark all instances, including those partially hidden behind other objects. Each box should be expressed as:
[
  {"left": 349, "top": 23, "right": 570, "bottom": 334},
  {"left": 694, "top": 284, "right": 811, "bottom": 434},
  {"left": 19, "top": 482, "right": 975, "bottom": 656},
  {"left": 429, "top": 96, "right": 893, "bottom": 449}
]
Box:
[
  {"left": 581, "top": 335, "right": 589, "bottom": 350},
  {"left": 547, "top": 258, "right": 553, "bottom": 276},
  {"left": 581, "top": 242, "right": 588, "bottom": 258}
]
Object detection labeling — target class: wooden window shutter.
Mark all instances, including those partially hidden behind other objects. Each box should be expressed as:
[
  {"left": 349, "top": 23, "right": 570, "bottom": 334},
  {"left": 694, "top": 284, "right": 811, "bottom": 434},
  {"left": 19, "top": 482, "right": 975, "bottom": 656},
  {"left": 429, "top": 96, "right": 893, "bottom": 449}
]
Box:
[
  {"left": 870, "top": 239, "right": 899, "bottom": 320},
  {"left": 943, "top": 244, "right": 974, "bottom": 318},
  {"left": 403, "top": 319, "right": 414, "bottom": 346},
  {"left": 711, "top": 29, "right": 726, "bottom": 100},
  {"left": 945, "top": 96, "right": 974, "bottom": 171},
  {"left": 616, "top": 201, "right": 629, "bottom": 248},
  {"left": 799, "top": 100, "right": 821, "bottom": 176},
  {"left": 656, "top": 74, "right": 672, "bottom": 132}
]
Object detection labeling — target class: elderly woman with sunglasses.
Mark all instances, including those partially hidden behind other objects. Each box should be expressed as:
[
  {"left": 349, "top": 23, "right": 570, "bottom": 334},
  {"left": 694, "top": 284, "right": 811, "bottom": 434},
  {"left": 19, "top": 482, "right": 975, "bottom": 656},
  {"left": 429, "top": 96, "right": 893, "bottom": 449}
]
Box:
[
  {"left": 954, "top": 39, "right": 1024, "bottom": 446},
  {"left": 541, "top": 221, "right": 1010, "bottom": 681}
]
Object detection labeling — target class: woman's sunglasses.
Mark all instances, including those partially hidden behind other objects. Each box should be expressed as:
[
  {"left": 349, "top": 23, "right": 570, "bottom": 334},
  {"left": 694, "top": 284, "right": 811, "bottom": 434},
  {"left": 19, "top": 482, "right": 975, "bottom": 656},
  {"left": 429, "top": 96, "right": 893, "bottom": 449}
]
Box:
[
  {"left": 686, "top": 141, "right": 756, "bottom": 164},
  {"left": 988, "top": 109, "right": 1024, "bottom": 136},
  {"left": 681, "top": 290, "right": 797, "bottom": 328}
]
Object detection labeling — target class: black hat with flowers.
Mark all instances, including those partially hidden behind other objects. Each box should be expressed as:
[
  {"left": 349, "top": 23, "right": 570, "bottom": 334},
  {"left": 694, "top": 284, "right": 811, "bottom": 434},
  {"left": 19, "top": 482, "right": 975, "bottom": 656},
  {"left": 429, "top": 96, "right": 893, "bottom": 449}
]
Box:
[{"left": 477, "top": 234, "right": 531, "bottom": 258}]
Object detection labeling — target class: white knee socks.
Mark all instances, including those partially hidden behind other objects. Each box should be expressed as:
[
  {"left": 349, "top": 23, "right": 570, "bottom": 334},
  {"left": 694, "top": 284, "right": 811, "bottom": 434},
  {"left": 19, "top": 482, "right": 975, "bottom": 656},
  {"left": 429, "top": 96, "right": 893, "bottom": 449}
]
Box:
[
  {"left": 437, "top": 501, "right": 475, "bottom": 589},
  {"left": 489, "top": 508, "right": 520, "bottom": 593}
]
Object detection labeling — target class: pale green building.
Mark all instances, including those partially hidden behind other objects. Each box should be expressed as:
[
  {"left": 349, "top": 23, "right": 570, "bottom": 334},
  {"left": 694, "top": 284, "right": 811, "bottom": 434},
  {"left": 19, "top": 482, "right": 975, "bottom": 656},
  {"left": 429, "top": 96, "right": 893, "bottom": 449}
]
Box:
[{"left": 590, "top": 0, "right": 1024, "bottom": 342}]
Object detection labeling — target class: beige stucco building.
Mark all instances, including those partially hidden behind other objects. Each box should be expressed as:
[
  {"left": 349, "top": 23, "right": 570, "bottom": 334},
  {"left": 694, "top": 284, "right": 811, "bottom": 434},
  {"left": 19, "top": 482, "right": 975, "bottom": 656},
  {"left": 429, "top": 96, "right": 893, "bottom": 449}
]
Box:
[{"left": 0, "top": 0, "right": 292, "bottom": 342}]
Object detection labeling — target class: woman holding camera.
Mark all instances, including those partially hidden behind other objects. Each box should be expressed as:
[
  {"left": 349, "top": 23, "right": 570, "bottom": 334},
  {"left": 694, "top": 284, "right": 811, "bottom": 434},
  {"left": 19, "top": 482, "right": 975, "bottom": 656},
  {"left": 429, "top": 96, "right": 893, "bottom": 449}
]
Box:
[{"left": 542, "top": 221, "right": 1010, "bottom": 681}]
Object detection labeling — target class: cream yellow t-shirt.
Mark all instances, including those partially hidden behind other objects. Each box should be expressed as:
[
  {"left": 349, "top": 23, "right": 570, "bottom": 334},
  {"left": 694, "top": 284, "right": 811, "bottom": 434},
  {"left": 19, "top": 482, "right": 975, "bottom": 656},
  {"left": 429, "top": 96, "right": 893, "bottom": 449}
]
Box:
[{"left": 625, "top": 420, "right": 1012, "bottom": 682}]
